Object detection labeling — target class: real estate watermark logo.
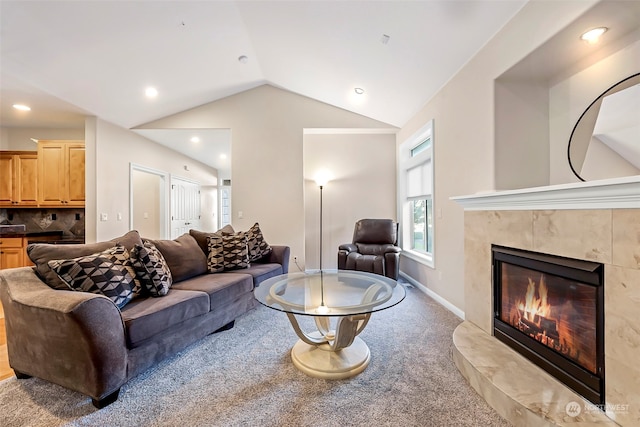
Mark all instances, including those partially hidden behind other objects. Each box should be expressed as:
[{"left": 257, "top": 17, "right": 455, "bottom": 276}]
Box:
[
  {"left": 565, "top": 401, "right": 630, "bottom": 417},
  {"left": 565, "top": 401, "right": 582, "bottom": 417}
]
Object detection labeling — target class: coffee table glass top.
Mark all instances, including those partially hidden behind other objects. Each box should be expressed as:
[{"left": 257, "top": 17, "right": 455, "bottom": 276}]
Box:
[{"left": 254, "top": 271, "right": 406, "bottom": 317}]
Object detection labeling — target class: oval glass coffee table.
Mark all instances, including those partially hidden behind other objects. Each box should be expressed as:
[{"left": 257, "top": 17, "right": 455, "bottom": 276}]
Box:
[{"left": 254, "top": 270, "right": 405, "bottom": 379}]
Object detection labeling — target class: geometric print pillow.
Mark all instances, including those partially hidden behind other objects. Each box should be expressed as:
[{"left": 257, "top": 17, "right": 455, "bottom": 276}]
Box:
[
  {"left": 206, "top": 235, "right": 225, "bottom": 273},
  {"left": 102, "top": 245, "right": 143, "bottom": 297},
  {"left": 130, "top": 241, "right": 173, "bottom": 297},
  {"left": 48, "top": 246, "right": 136, "bottom": 309},
  {"left": 245, "top": 222, "right": 272, "bottom": 262},
  {"left": 206, "top": 233, "right": 249, "bottom": 272}
]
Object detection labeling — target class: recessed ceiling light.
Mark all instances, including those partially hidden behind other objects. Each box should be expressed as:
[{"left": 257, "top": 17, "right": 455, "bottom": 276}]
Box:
[
  {"left": 220, "top": 154, "right": 227, "bottom": 160},
  {"left": 580, "top": 27, "right": 608, "bottom": 44},
  {"left": 13, "top": 104, "right": 31, "bottom": 111},
  {"left": 238, "top": 55, "right": 248, "bottom": 64},
  {"left": 145, "top": 87, "right": 158, "bottom": 98},
  {"left": 190, "top": 136, "right": 200, "bottom": 143},
  {"left": 354, "top": 88, "right": 365, "bottom": 95}
]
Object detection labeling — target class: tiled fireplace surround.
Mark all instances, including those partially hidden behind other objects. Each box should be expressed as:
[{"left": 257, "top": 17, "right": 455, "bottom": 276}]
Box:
[{"left": 452, "top": 178, "right": 640, "bottom": 426}]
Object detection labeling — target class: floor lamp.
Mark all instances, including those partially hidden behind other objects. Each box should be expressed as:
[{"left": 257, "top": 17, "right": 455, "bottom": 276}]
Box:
[
  {"left": 314, "top": 174, "right": 329, "bottom": 272},
  {"left": 314, "top": 174, "right": 329, "bottom": 314}
]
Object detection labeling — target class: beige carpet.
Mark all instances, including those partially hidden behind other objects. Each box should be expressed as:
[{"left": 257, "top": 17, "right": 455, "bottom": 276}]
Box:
[{"left": 0, "top": 285, "right": 510, "bottom": 427}]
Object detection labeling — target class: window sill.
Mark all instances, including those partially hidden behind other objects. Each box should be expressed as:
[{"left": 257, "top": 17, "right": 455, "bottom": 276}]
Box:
[{"left": 401, "top": 249, "right": 434, "bottom": 268}]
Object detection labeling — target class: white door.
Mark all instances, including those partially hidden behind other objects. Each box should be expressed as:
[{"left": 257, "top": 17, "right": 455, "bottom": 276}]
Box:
[{"left": 170, "top": 177, "right": 201, "bottom": 239}]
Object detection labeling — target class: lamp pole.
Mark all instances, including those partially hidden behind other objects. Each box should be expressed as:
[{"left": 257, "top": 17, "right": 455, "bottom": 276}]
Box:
[
  {"left": 314, "top": 172, "right": 330, "bottom": 314},
  {"left": 319, "top": 184, "right": 323, "bottom": 272}
]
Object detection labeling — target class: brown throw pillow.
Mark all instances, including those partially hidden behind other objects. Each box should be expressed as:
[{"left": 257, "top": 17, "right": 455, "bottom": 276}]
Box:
[{"left": 147, "top": 233, "right": 207, "bottom": 282}]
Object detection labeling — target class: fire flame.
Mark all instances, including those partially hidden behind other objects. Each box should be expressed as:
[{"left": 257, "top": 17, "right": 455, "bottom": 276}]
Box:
[{"left": 517, "top": 275, "right": 550, "bottom": 323}]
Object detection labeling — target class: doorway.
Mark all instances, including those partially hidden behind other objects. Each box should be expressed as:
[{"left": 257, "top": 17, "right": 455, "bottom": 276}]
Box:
[{"left": 130, "top": 164, "right": 168, "bottom": 239}]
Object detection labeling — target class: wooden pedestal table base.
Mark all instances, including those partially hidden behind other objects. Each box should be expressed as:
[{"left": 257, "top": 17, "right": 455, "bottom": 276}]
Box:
[{"left": 286, "top": 312, "right": 371, "bottom": 379}]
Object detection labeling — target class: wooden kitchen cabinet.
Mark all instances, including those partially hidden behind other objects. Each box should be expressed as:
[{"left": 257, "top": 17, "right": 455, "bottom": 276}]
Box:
[
  {"left": 0, "top": 238, "right": 25, "bottom": 270},
  {"left": 0, "top": 151, "right": 38, "bottom": 207},
  {"left": 37, "top": 140, "right": 85, "bottom": 207}
]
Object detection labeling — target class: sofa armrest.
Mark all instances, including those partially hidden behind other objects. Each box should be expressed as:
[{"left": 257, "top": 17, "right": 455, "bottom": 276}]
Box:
[
  {"left": 261, "top": 245, "right": 290, "bottom": 273},
  {"left": 0, "top": 267, "right": 128, "bottom": 401}
]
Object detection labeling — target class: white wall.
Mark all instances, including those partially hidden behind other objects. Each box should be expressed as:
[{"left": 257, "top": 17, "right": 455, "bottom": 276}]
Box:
[
  {"left": 397, "top": 0, "right": 598, "bottom": 312},
  {"left": 303, "top": 132, "right": 397, "bottom": 271},
  {"left": 495, "top": 80, "right": 550, "bottom": 190},
  {"left": 0, "top": 127, "right": 84, "bottom": 150},
  {"left": 87, "top": 118, "right": 218, "bottom": 242},
  {"left": 136, "top": 85, "right": 396, "bottom": 267}
]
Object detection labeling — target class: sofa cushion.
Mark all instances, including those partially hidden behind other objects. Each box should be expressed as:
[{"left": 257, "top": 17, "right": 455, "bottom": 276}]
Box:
[
  {"left": 120, "top": 289, "right": 209, "bottom": 348},
  {"left": 131, "top": 241, "right": 173, "bottom": 297},
  {"left": 246, "top": 222, "right": 272, "bottom": 262},
  {"left": 48, "top": 246, "right": 136, "bottom": 309},
  {"left": 171, "top": 272, "right": 253, "bottom": 311},
  {"left": 148, "top": 234, "right": 207, "bottom": 283},
  {"left": 27, "top": 230, "right": 143, "bottom": 290},
  {"left": 236, "top": 263, "right": 284, "bottom": 287},
  {"left": 189, "top": 225, "right": 235, "bottom": 256}
]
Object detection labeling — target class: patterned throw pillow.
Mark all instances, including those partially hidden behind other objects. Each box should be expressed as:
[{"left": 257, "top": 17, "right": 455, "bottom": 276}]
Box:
[
  {"left": 101, "top": 245, "right": 142, "bottom": 297},
  {"left": 189, "top": 224, "right": 235, "bottom": 256},
  {"left": 48, "top": 246, "right": 136, "bottom": 309},
  {"left": 207, "top": 233, "right": 249, "bottom": 272},
  {"left": 131, "top": 241, "right": 173, "bottom": 297},
  {"left": 206, "top": 235, "right": 225, "bottom": 273},
  {"left": 246, "top": 222, "right": 272, "bottom": 262}
]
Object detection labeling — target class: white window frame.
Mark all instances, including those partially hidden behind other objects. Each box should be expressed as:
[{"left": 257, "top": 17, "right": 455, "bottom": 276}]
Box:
[{"left": 398, "top": 120, "right": 435, "bottom": 268}]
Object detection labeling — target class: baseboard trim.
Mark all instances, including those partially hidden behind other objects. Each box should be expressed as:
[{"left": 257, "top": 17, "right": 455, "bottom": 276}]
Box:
[{"left": 399, "top": 272, "right": 465, "bottom": 320}]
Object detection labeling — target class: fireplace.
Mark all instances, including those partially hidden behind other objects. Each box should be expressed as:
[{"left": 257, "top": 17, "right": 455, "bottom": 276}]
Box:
[{"left": 492, "top": 245, "right": 604, "bottom": 406}]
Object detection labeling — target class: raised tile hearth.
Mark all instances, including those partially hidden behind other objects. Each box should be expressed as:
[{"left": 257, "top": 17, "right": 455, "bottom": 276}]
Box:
[
  {"left": 453, "top": 177, "right": 640, "bottom": 426},
  {"left": 453, "top": 321, "right": 617, "bottom": 426}
]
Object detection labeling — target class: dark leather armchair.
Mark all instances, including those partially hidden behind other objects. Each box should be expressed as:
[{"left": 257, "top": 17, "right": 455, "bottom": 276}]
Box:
[{"left": 338, "top": 219, "right": 401, "bottom": 280}]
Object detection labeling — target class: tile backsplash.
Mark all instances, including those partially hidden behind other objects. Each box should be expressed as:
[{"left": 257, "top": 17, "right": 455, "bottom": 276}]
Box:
[{"left": 0, "top": 208, "right": 85, "bottom": 239}]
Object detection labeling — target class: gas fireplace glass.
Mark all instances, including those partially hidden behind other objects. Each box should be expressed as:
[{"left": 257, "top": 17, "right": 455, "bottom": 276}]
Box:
[
  {"left": 498, "top": 263, "right": 597, "bottom": 374},
  {"left": 492, "top": 245, "right": 604, "bottom": 405}
]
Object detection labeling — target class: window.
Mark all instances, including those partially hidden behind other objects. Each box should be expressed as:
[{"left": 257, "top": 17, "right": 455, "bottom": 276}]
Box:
[
  {"left": 410, "top": 138, "right": 431, "bottom": 157},
  {"left": 410, "top": 198, "right": 433, "bottom": 253},
  {"left": 398, "top": 120, "right": 434, "bottom": 267}
]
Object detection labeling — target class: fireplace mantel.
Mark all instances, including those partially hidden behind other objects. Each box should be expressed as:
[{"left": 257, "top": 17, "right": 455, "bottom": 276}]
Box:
[{"left": 451, "top": 176, "right": 640, "bottom": 211}]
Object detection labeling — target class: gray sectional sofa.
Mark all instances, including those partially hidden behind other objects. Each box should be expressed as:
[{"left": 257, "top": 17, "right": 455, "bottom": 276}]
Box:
[{"left": 0, "top": 227, "right": 289, "bottom": 408}]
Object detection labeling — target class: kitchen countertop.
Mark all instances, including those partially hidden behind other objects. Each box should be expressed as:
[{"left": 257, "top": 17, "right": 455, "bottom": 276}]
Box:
[
  {"left": 30, "top": 238, "right": 86, "bottom": 244},
  {"left": 0, "top": 230, "right": 64, "bottom": 238}
]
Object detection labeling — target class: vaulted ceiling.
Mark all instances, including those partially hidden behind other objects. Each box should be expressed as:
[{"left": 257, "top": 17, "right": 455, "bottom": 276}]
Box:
[{"left": 1, "top": 0, "right": 527, "bottom": 168}]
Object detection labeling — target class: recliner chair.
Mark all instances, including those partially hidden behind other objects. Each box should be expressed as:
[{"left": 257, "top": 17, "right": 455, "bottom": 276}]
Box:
[{"left": 338, "top": 219, "right": 401, "bottom": 280}]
